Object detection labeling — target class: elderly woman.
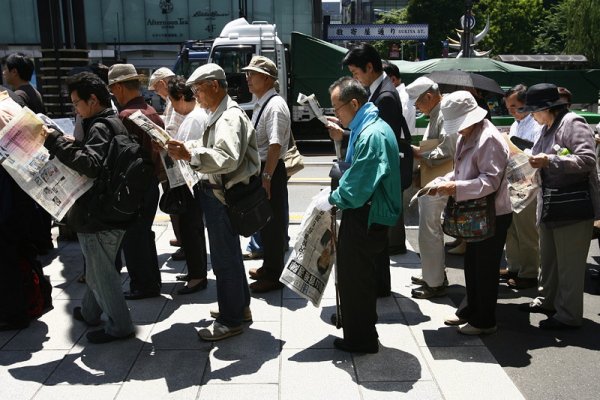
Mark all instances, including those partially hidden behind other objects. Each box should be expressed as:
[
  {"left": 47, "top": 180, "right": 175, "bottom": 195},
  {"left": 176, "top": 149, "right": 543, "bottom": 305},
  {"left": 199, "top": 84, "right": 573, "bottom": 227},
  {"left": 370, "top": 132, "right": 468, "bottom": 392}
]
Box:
[
  {"left": 167, "top": 76, "right": 209, "bottom": 294},
  {"left": 427, "top": 91, "right": 512, "bottom": 335},
  {"left": 522, "top": 83, "right": 599, "bottom": 329}
]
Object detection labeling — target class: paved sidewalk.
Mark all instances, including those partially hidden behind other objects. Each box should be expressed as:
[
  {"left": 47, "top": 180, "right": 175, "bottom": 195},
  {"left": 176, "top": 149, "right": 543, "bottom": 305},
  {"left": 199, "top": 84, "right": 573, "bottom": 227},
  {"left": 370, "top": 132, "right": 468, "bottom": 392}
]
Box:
[{"left": 0, "top": 221, "right": 524, "bottom": 400}]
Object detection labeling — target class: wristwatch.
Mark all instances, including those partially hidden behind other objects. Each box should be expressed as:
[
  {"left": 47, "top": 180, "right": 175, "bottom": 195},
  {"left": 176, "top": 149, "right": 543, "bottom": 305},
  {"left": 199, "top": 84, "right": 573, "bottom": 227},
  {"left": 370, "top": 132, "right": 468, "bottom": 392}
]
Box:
[{"left": 261, "top": 172, "right": 272, "bottom": 181}]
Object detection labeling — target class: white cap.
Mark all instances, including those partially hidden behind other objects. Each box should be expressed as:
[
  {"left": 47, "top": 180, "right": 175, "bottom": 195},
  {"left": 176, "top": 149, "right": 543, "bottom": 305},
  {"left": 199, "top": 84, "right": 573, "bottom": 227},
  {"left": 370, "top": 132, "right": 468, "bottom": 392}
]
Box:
[
  {"left": 148, "top": 67, "right": 175, "bottom": 90},
  {"left": 406, "top": 77, "right": 438, "bottom": 102},
  {"left": 186, "top": 63, "right": 226, "bottom": 85},
  {"left": 441, "top": 90, "right": 488, "bottom": 134}
]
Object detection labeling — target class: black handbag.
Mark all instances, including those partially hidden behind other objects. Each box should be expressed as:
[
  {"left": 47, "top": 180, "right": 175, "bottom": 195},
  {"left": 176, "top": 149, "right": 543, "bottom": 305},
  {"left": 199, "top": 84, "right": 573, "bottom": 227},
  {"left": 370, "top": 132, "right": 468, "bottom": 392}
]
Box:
[
  {"left": 442, "top": 193, "right": 496, "bottom": 243},
  {"left": 541, "top": 181, "right": 593, "bottom": 222},
  {"left": 224, "top": 175, "right": 273, "bottom": 237},
  {"left": 159, "top": 185, "right": 193, "bottom": 215}
]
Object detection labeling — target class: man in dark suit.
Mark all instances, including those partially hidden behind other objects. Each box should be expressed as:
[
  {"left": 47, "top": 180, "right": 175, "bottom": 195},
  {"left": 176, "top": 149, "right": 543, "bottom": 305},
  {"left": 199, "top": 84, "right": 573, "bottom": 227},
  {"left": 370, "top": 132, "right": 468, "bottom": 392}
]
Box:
[{"left": 331, "top": 44, "right": 412, "bottom": 297}]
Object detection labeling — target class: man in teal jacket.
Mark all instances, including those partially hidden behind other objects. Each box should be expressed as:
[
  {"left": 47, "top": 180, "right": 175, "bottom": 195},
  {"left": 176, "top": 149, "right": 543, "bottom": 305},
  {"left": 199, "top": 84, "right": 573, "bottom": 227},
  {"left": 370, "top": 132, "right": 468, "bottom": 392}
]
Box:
[{"left": 317, "top": 76, "right": 401, "bottom": 353}]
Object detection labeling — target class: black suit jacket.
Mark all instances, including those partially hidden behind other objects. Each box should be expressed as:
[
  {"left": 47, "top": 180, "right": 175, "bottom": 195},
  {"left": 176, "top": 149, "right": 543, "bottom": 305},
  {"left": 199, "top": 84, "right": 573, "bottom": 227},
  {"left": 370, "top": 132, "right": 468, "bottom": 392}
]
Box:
[{"left": 370, "top": 76, "right": 413, "bottom": 190}]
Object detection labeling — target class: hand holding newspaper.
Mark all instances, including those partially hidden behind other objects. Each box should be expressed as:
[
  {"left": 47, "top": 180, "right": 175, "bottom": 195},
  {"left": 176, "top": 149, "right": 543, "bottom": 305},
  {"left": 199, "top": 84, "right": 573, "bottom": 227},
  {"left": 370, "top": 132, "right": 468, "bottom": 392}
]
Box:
[
  {"left": 128, "top": 110, "right": 198, "bottom": 191},
  {"left": 0, "top": 107, "right": 93, "bottom": 220}
]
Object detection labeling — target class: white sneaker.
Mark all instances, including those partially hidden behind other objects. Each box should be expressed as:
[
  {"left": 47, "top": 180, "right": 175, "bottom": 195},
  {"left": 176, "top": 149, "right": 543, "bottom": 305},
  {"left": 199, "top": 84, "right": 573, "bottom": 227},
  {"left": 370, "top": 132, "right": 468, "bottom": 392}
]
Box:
[
  {"left": 198, "top": 321, "right": 243, "bottom": 341},
  {"left": 458, "top": 323, "right": 497, "bottom": 335}
]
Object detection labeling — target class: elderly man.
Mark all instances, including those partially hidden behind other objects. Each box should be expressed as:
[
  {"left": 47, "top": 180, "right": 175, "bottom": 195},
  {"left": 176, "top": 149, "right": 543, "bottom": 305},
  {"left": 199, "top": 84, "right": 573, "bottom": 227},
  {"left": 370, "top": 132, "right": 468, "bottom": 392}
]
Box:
[
  {"left": 166, "top": 64, "right": 258, "bottom": 341},
  {"left": 148, "top": 67, "right": 186, "bottom": 260},
  {"left": 108, "top": 64, "right": 164, "bottom": 300},
  {"left": 502, "top": 84, "right": 542, "bottom": 289},
  {"left": 408, "top": 77, "right": 458, "bottom": 299},
  {"left": 241, "top": 56, "right": 290, "bottom": 293},
  {"left": 319, "top": 77, "right": 401, "bottom": 353}
]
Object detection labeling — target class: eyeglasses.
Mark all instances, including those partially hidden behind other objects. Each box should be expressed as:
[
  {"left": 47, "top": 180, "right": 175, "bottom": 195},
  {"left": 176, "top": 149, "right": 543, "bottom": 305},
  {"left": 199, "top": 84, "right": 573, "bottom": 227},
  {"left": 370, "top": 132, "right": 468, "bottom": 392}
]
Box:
[
  {"left": 333, "top": 101, "right": 351, "bottom": 113},
  {"left": 72, "top": 98, "right": 84, "bottom": 107},
  {"left": 190, "top": 80, "right": 212, "bottom": 95}
]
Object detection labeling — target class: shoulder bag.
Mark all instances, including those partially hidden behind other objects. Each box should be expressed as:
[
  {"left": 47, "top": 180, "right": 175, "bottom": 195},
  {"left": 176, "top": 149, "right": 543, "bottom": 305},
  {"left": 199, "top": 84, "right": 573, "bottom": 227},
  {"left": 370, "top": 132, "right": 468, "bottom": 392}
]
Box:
[
  {"left": 541, "top": 180, "right": 593, "bottom": 222},
  {"left": 284, "top": 132, "right": 304, "bottom": 177},
  {"left": 442, "top": 193, "right": 496, "bottom": 242}
]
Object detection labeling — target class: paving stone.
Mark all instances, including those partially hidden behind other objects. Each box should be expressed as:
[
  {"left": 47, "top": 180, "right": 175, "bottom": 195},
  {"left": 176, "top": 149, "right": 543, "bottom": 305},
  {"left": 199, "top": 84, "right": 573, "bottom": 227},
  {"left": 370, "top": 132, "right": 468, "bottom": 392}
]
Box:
[
  {"left": 421, "top": 346, "right": 526, "bottom": 400},
  {"left": 198, "top": 383, "right": 278, "bottom": 400},
  {"left": 0, "top": 350, "right": 68, "bottom": 400},
  {"left": 281, "top": 298, "right": 339, "bottom": 349},
  {"left": 398, "top": 298, "right": 482, "bottom": 347},
  {"left": 202, "top": 322, "right": 281, "bottom": 384},
  {"left": 34, "top": 384, "right": 121, "bottom": 400},
  {"left": 3, "top": 301, "right": 86, "bottom": 351},
  {"left": 117, "top": 349, "right": 207, "bottom": 399},
  {"left": 354, "top": 324, "right": 432, "bottom": 383},
  {"left": 281, "top": 347, "right": 361, "bottom": 400},
  {"left": 360, "top": 381, "right": 443, "bottom": 400}
]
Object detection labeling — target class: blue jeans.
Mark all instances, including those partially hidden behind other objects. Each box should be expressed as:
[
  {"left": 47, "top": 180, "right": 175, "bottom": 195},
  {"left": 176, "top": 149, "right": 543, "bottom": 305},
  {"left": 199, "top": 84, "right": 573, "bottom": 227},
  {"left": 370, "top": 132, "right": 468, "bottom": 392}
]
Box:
[
  {"left": 79, "top": 230, "right": 134, "bottom": 337},
  {"left": 197, "top": 186, "right": 250, "bottom": 326}
]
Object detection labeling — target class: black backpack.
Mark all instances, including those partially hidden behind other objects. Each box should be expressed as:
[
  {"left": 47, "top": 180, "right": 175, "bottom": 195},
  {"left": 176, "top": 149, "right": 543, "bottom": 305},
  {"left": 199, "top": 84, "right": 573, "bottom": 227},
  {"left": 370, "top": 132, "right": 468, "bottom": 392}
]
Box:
[{"left": 88, "top": 117, "right": 155, "bottom": 225}]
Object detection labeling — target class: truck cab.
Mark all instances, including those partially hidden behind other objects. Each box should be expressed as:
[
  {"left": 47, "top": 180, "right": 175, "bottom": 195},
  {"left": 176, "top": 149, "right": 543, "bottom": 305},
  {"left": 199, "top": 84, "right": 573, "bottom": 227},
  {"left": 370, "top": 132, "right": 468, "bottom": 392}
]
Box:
[
  {"left": 208, "top": 18, "right": 287, "bottom": 113},
  {"left": 173, "top": 40, "right": 212, "bottom": 78}
]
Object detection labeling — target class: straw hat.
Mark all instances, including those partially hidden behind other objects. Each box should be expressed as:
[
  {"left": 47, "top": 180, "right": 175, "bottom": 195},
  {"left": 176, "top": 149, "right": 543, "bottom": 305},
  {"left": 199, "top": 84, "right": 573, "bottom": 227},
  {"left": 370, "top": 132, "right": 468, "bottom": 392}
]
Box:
[{"left": 108, "top": 64, "right": 144, "bottom": 85}]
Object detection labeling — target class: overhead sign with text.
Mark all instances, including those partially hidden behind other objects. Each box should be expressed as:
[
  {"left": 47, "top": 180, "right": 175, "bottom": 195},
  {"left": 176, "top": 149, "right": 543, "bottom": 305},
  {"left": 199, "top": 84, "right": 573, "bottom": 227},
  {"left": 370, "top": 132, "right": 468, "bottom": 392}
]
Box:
[{"left": 328, "top": 24, "right": 429, "bottom": 41}]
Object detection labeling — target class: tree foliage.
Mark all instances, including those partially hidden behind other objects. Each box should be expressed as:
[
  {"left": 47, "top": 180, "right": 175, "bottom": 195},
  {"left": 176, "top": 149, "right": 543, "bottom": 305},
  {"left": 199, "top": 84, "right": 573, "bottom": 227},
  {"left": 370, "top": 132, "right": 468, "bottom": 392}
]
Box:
[
  {"left": 472, "top": 0, "right": 545, "bottom": 55},
  {"left": 532, "top": 2, "right": 567, "bottom": 55},
  {"left": 405, "top": 0, "right": 465, "bottom": 59},
  {"left": 563, "top": 0, "right": 600, "bottom": 65}
]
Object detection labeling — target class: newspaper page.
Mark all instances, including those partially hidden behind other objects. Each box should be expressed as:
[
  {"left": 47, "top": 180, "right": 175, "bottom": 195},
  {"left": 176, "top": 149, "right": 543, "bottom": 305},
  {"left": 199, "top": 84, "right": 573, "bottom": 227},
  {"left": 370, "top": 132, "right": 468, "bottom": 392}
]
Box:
[
  {"left": 0, "top": 91, "right": 23, "bottom": 130},
  {"left": 0, "top": 108, "right": 93, "bottom": 220},
  {"left": 419, "top": 138, "right": 454, "bottom": 187},
  {"left": 128, "top": 110, "right": 198, "bottom": 190},
  {"left": 506, "top": 152, "right": 539, "bottom": 213},
  {"left": 280, "top": 197, "right": 336, "bottom": 307}
]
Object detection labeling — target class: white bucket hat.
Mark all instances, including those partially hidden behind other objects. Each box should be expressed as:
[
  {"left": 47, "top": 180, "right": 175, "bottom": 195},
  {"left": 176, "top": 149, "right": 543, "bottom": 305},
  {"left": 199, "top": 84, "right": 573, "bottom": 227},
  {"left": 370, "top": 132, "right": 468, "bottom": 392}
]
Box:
[{"left": 441, "top": 90, "right": 488, "bottom": 134}]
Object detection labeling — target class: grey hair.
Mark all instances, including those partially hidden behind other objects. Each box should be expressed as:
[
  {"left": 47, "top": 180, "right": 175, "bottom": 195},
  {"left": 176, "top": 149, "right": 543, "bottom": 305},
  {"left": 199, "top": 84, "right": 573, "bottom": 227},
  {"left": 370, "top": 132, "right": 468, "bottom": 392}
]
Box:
[{"left": 329, "top": 76, "right": 368, "bottom": 105}]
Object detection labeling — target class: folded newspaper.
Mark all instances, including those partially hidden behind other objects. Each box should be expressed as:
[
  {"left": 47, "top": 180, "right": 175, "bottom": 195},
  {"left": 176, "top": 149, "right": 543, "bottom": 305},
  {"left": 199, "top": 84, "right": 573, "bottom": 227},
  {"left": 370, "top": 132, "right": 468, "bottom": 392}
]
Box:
[
  {"left": 280, "top": 196, "right": 336, "bottom": 307},
  {"left": 128, "top": 110, "right": 198, "bottom": 191},
  {"left": 0, "top": 106, "right": 93, "bottom": 220}
]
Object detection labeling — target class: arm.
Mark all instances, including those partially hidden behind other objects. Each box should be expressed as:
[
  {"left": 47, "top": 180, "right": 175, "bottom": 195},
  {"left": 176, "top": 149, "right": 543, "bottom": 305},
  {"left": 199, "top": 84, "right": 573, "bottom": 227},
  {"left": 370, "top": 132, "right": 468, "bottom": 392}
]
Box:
[{"left": 44, "top": 122, "right": 111, "bottom": 178}]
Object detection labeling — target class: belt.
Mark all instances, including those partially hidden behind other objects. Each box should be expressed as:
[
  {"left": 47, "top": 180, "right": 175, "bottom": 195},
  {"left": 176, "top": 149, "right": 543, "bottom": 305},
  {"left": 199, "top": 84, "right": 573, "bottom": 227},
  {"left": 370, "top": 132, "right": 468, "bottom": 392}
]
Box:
[{"left": 195, "top": 180, "right": 222, "bottom": 190}]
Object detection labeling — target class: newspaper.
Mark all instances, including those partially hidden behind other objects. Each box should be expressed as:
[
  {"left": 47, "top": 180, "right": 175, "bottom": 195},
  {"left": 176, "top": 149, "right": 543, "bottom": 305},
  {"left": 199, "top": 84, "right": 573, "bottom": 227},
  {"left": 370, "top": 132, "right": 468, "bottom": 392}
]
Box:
[
  {"left": 128, "top": 110, "right": 198, "bottom": 190},
  {"left": 0, "top": 107, "right": 94, "bottom": 220},
  {"left": 0, "top": 91, "right": 24, "bottom": 130},
  {"left": 506, "top": 152, "right": 539, "bottom": 213},
  {"left": 280, "top": 197, "right": 336, "bottom": 307}
]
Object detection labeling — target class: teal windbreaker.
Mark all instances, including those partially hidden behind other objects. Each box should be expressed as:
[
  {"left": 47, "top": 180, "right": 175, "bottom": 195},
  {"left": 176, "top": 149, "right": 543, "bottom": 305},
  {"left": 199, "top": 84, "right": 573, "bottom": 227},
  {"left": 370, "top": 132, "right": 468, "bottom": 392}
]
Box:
[{"left": 329, "top": 102, "right": 401, "bottom": 227}]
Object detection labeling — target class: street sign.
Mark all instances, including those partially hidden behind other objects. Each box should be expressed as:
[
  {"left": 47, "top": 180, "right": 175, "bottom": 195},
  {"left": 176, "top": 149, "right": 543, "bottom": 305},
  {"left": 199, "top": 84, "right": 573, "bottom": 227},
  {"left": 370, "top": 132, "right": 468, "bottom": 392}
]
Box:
[{"left": 327, "top": 24, "right": 429, "bottom": 41}]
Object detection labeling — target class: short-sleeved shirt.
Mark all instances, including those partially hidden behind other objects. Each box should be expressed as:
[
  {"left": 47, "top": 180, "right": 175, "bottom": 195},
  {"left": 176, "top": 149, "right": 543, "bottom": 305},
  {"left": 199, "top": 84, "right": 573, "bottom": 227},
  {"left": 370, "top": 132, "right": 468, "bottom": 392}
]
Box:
[{"left": 251, "top": 88, "right": 290, "bottom": 161}]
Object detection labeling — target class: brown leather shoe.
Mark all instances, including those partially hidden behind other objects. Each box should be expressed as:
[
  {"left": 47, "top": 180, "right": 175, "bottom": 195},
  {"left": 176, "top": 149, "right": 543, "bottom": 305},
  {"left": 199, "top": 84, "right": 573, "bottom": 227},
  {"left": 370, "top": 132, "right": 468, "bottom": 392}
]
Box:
[
  {"left": 249, "top": 279, "right": 284, "bottom": 293},
  {"left": 169, "top": 239, "right": 181, "bottom": 247},
  {"left": 249, "top": 267, "right": 266, "bottom": 280}
]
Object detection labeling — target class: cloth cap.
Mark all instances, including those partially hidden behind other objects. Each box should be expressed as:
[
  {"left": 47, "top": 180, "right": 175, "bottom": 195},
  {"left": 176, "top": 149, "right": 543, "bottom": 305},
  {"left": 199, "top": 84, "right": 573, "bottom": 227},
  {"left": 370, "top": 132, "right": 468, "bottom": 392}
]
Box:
[
  {"left": 441, "top": 90, "right": 488, "bottom": 134},
  {"left": 186, "top": 63, "right": 226, "bottom": 85},
  {"left": 241, "top": 56, "right": 278, "bottom": 79},
  {"left": 148, "top": 67, "right": 175, "bottom": 90},
  {"left": 518, "top": 83, "right": 567, "bottom": 113},
  {"left": 406, "top": 76, "right": 438, "bottom": 102},
  {"left": 108, "top": 64, "right": 144, "bottom": 85}
]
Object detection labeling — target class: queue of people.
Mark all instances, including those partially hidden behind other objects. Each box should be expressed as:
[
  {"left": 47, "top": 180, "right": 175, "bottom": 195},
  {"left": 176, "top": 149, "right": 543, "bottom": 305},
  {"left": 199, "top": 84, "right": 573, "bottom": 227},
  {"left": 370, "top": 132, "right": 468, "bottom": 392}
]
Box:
[{"left": 1, "top": 47, "right": 599, "bottom": 352}]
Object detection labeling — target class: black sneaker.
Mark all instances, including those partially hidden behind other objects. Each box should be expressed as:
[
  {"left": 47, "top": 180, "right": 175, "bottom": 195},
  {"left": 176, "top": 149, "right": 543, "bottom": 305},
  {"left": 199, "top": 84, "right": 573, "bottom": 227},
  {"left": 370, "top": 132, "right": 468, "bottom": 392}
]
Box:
[{"left": 86, "top": 329, "right": 134, "bottom": 344}]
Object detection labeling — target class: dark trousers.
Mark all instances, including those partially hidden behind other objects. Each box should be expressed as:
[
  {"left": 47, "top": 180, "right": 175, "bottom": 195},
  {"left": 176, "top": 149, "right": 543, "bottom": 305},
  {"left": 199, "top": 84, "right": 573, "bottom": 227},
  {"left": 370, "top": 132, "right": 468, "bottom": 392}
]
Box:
[
  {"left": 337, "top": 204, "right": 387, "bottom": 347},
  {"left": 181, "top": 187, "right": 207, "bottom": 279},
  {"left": 260, "top": 160, "right": 288, "bottom": 281},
  {"left": 122, "top": 178, "right": 161, "bottom": 293},
  {"left": 456, "top": 213, "right": 512, "bottom": 329}
]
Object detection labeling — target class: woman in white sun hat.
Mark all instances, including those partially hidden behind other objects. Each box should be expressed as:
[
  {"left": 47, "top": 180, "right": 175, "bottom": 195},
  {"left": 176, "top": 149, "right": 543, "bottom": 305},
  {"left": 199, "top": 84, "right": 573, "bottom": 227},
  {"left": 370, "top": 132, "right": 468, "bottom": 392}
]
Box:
[{"left": 426, "top": 90, "right": 512, "bottom": 335}]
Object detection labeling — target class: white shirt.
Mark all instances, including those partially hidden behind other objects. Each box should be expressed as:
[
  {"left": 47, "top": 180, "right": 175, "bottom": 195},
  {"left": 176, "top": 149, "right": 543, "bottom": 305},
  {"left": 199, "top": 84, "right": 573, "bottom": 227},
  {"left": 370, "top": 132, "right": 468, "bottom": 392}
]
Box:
[
  {"left": 397, "top": 83, "right": 416, "bottom": 135},
  {"left": 252, "top": 88, "right": 291, "bottom": 161},
  {"left": 368, "top": 73, "right": 386, "bottom": 101},
  {"left": 509, "top": 113, "right": 543, "bottom": 145}
]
